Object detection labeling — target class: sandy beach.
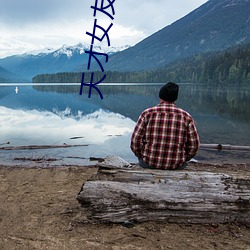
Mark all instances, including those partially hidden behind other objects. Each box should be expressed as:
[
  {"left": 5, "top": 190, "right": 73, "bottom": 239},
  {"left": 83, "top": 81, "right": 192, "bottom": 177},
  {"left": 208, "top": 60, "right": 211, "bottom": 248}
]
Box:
[{"left": 0, "top": 163, "right": 250, "bottom": 250}]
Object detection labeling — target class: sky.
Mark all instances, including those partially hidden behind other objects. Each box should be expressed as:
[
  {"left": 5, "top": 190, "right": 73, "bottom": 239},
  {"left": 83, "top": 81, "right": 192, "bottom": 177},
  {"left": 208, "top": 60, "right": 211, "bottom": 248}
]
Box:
[{"left": 0, "top": 0, "right": 208, "bottom": 58}]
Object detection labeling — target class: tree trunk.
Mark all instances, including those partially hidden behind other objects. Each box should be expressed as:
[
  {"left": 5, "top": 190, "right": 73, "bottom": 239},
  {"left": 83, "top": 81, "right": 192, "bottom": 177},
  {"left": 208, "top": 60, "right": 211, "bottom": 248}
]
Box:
[{"left": 77, "top": 165, "right": 250, "bottom": 225}]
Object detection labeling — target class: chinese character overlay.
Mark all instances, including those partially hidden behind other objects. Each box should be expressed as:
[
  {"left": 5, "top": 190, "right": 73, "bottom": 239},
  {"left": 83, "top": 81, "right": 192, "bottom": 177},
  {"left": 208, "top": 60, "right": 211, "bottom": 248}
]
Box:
[{"left": 80, "top": 0, "right": 116, "bottom": 99}]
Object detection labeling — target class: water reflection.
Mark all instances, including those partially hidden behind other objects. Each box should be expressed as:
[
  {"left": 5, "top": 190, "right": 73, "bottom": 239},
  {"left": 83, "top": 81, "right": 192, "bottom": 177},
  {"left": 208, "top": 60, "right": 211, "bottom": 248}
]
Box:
[
  {"left": 33, "top": 83, "right": 250, "bottom": 123},
  {"left": 178, "top": 84, "right": 250, "bottom": 123},
  {"left": 0, "top": 106, "right": 134, "bottom": 145},
  {"left": 0, "top": 83, "right": 250, "bottom": 166}
]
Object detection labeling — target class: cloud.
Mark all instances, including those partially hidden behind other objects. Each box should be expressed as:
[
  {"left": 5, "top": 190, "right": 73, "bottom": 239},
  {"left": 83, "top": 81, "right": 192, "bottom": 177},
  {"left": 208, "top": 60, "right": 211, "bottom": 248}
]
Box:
[
  {"left": 114, "top": 0, "right": 208, "bottom": 35},
  {"left": 0, "top": 0, "right": 208, "bottom": 57},
  {"left": 0, "top": 0, "right": 92, "bottom": 26},
  {"left": 0, "top": 0, "right": 208, "bottom": 32}
]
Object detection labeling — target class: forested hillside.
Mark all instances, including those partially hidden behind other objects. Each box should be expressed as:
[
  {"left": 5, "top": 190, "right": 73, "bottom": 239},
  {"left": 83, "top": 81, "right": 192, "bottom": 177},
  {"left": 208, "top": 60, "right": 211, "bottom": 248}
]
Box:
[
  {"left": 33, "top": 44, "right": 250, "bottom": 85},
  {"left": 75, "top": 0, "right": 250, "bottom": 72},
  {"left": 153, "top": 43, "right": 250, "bottom": 84}
]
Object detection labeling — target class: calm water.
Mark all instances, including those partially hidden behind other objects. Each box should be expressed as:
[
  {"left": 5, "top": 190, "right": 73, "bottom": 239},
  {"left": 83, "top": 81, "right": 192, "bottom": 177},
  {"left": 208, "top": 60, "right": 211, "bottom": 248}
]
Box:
[{"left": 0, "top": 83, "right": 250, "bottom": 166}]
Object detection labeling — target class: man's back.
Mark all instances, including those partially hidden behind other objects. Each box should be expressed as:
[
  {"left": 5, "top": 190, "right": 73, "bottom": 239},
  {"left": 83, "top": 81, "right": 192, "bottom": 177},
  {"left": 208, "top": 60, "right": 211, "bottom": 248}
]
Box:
[{"left": 130, "top": 82, "right": 199, "bottom": 170}]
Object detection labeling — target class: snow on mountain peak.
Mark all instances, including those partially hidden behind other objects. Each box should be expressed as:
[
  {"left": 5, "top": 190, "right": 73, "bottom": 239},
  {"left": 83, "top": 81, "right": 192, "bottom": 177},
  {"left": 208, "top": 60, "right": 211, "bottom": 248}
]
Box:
[
  {"left": 24, "top": 47, "right": 55, "bottom": 56},
  {"left": 51, "top": 43, "right": 131, "bottom": 58}
]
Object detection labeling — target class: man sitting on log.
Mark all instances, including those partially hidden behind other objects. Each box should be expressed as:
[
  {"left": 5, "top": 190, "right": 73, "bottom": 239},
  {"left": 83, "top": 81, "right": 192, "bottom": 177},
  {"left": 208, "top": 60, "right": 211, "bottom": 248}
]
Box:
[{"left": 130, "top": 82, "right": 200, "bottom": 170}]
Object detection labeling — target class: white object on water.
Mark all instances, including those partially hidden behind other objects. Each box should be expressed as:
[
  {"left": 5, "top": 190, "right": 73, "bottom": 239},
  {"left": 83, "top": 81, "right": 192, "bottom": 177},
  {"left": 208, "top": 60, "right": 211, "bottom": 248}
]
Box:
[{"left": 15, "top": 87, "right": 19, "bottom": 94}]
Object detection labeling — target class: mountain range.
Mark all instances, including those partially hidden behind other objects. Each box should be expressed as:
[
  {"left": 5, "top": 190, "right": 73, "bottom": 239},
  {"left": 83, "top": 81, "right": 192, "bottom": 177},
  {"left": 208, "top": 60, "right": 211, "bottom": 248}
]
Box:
[
  {"left": 0, "top": 0, "right": 249, "bottom": 82},
  {"left": 0, "top": 44, "right": 130, "bottom": 82},
  {"left": 0, "top": 65, "right": 25, "bottom": 83},
  {"left": 80, "top": 0, "right": 250, "bottom": 72}
]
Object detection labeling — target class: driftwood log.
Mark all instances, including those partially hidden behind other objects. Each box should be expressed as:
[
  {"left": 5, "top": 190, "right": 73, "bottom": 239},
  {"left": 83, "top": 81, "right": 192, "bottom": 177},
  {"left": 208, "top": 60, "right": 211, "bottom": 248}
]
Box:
[
  {"left": 77, "top": 158, "right": 250, "bottom": 225},
  {"left": 200, "top": 143, "right": 250, "bottom": 151},
  {"left": 0, "top": 144, "right": 88, "bottom": 151}
]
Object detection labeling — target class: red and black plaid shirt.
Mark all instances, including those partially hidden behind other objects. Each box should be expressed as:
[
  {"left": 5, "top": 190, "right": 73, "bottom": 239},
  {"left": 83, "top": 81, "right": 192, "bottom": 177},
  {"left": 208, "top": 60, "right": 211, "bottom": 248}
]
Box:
[{"left": 130, "top": 102, "right": 200, "bottom": 169}]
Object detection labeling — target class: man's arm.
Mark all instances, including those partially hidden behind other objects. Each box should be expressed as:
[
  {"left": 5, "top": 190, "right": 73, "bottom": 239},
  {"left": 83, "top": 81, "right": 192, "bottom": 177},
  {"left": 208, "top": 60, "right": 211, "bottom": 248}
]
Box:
[
  {"left": 130, "top": 113, "right": 146, "bottom": 158},
  {"left": 185, "top": 119, "right": 200, "bottom": 161}
]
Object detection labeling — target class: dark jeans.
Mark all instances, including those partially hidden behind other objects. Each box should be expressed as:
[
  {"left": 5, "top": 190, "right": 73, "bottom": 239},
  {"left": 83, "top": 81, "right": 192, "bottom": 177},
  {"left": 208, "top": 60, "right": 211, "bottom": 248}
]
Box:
[{"left": 138, "top": 158, "right": 188, "bottom": 170}]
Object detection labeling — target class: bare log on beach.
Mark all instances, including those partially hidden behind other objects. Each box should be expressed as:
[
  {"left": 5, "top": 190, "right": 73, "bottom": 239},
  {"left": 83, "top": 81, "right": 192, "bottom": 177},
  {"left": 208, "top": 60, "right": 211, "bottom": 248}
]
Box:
[
  {"left": 200, "top": 143, "right": 250, "bottom": 151},
  {"left": 0, "top": 144, "right": 89, "bottom": 151},
  {"left": 77, "top": 163, "right": 250, "bottom": 225}
]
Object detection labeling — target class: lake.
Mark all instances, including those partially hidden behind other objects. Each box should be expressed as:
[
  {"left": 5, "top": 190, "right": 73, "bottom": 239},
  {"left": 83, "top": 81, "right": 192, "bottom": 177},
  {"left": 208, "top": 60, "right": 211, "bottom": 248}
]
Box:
[{"left": 0, "top": 83, "right": 250, "bottom": 167}]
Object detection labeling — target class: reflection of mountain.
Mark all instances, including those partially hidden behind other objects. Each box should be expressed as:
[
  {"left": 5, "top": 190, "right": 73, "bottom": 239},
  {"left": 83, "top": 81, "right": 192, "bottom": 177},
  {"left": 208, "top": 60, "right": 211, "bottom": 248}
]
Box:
[
  {"left": 0, "top": 106, "right": 134, "bottom": 145},
  {"left": 32, "top": 85, "right": 160, "bottom": 121},
  {"left": 0, "top": 104, "right": 137, "bottom": 165},
  {"left": 0, "top": 85, "right": 100, "bottom": 115},
  {"left": 1, "top": 84, "right": 249, "bottom": 123},
  {"left": 1, "top": 84, "right": 250, "bottom": 148},
  {"left": 32, "top": 84, "right": 250, "bottom": 123},
  {"left": 178, "top": 84, "right": 250, "bottom": 123}
]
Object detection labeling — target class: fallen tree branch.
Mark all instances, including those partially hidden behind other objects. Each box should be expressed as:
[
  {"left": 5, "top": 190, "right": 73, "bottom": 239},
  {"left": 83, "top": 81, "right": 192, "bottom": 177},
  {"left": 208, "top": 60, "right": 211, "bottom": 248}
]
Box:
[
  {"left": 14, "top": 157, "right": 57, "bottom": 162},
  {"left": 0, "top": 144, "right": 89, "bottom": 151},
  {"left": 200, "top": 143, "right": 250, "bottom": 151}
]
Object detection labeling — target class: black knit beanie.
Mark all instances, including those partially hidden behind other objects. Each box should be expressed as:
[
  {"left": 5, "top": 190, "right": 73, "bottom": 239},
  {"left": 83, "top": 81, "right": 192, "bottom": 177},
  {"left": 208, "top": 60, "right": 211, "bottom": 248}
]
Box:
[{"left": 159, "top": 82, "right": 179, "bottom": 102}]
